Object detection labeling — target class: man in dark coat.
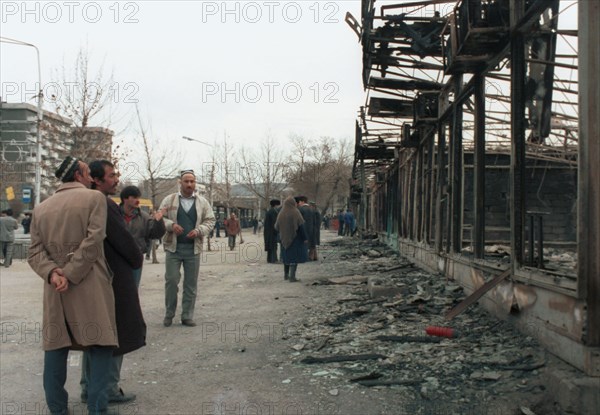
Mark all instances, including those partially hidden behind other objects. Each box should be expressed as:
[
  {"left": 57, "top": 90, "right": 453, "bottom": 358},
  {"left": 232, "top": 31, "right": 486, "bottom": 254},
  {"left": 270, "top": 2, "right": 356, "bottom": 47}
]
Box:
[
  {"left": 337, "top": 209, "right": 345, "bottom": 236},
  {"left": 263, "top": 199, "right": 280, "bottom": 263},
  {"left": 309, "top": 202, "right": 321, "bottom": 261},
  {"left": 295, "top": 196, "right": 315, "bottom": 260},
  {"left": 80, "top": 160, "right": 145, "bottom": 405}
]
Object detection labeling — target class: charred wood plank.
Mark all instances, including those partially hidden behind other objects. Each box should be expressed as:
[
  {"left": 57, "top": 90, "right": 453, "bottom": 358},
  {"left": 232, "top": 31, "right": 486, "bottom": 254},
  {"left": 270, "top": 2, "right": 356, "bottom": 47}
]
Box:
[
  {"left": 349, "top": 372, "right": 383, "bottom": 382},
  {"left": 376, "top": 335, "right": 442, "bottom": 343},
  {"left": 445, "top": 269, "right": 511, "bottom": 320},
  {"left": 356, "top": 379, "right": 422, "bottom": 387},
  {"left": 300, "top": 354, "right": 387, "bottom": 364}
]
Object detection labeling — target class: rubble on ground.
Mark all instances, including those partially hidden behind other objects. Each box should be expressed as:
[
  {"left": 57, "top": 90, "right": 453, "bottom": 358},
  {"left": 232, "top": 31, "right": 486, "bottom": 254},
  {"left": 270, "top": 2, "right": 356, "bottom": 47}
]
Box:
[{"left": 280, "top": 237, "right": 556, "bottom": 414}]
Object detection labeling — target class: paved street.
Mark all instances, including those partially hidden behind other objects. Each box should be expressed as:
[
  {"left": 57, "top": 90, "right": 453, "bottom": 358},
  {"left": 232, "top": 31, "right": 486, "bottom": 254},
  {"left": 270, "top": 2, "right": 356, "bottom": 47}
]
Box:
[{"left": 0, "top": 230, "right": 578, "bottom": 415}]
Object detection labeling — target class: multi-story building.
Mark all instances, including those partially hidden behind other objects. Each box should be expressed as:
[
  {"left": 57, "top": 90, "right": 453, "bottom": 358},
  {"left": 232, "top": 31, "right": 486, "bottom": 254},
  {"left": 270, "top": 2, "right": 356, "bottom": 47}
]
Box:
[{"left": 0, "top": 101, "right": 112, "bottom": 210}]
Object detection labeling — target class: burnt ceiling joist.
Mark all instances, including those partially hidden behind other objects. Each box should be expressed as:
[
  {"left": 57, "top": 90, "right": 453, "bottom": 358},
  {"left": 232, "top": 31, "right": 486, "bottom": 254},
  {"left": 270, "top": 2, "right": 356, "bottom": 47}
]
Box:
[{"left": 350, "top": 0, "right": 575, "bottom": 173}]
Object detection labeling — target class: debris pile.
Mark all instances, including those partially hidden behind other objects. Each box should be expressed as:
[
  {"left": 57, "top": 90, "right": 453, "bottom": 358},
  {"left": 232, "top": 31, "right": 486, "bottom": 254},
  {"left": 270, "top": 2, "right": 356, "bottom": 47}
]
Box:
[{"left": 283, "top": 237, "right": 551, "bottom": 413}]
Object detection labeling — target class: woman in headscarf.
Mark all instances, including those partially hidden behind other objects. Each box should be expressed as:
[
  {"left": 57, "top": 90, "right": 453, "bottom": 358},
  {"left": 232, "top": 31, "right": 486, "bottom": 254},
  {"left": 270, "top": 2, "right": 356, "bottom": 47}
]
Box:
[{"left": 274, "top": 196, "right": 308, "bottom": 282}]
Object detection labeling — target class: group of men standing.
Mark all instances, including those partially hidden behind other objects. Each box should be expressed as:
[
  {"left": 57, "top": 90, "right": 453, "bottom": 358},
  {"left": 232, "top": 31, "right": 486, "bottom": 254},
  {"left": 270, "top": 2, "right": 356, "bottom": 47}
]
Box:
[
  {"left": 27, "top": 155, "right": 363, "bottom": 413},
  {"left": 263, "top": 196, "right": 322, "bottom": 263},
  {"left": 337, "top": 208, "right": 356, "bottom": 236},
  {"left": 27, "top": 159, "right": 215, "bottom": 415}
]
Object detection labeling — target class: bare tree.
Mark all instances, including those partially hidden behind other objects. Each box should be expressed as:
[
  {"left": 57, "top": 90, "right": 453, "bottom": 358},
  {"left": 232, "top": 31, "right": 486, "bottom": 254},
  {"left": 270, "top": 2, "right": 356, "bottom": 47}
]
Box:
[
  {"left": 134, "top": 104, "right": 180, "bottom": 208},
  {"left": 134, "top": 104, "right": 181, "bottom": 262},
  {"left": 239, "top": 134, "right": 288, "bottom": 212},
  {"left": 204, "top": 141, "right": 219, "bottom": 251},
  {"left": 208, "top": 132, "right": 237, "bottom": 215},
  {"left": 287, "top": 136, "right": 352, "bottom": 215},
  {"left": 52, "top": 46, "right": 117, "bottom": 160}
]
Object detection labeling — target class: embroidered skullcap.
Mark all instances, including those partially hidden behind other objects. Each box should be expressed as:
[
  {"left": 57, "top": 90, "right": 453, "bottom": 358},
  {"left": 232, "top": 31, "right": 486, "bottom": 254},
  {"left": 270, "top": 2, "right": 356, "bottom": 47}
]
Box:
[
  {"left": 55, "top": 156, "right": 79, "bottom": 181},
  {"left": 180, "top": 169, "right": 195, "bottom": 178}
]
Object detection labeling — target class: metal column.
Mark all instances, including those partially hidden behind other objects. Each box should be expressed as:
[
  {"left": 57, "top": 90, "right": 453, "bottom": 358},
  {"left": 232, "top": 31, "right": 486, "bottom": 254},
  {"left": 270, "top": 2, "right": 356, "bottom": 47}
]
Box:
[{"left": 578, "top": 0, "right": 600, "bottom": 347}]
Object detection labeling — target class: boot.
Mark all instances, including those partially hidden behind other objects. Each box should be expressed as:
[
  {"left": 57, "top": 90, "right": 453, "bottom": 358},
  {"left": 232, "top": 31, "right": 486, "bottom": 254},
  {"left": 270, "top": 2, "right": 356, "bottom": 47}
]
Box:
[
  {"left": 289, "top": 264, "right": 299, "bottom": 282},
  {"left": 284, "top": 264, "right": 290, "bottom": 280}
]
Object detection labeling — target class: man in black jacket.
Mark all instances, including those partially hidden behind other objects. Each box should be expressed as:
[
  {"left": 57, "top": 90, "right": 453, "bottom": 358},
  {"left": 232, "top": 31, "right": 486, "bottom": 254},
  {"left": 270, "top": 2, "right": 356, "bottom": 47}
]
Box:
[
  {"left": 80, "top": 160, "right": 145, "bottom": 405},
  {"left": 263, "top": 199, "right": 281, "bottom": 263},
  {"left": 120, "top": 185, "right": 166, "bottom": 286}
]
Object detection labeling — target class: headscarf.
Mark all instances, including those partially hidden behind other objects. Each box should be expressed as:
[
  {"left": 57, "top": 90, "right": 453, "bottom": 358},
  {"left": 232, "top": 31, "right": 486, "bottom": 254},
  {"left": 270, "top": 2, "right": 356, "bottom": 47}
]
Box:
[{"left": 275, "top": 196, "right": 304, "bottom": 249}]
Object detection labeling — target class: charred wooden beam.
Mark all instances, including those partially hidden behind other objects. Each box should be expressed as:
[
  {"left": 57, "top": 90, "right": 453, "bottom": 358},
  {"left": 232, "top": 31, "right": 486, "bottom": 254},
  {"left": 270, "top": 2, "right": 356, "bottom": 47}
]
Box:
[
  {"left": 473, "top": 75, "right": 486, "bottom": 259},
  {"left": 356, "top": 379, "right": 422, "bottom": 387},
  {"left": 368, "top": 97, "right": 414, "bottom": 117},
  {"left": 368, "top": 76, "right": 443, "bottom": 91},
  {"left": 434, "top": 94, "right": 448, "bottom": 248},
  {"left": 578, "top": 0, "right": 600, "bottom": 350},
  {"left": 451, "top": 76, "right": 464, "bottom": 253},
  {"left": 300, "top": 354, "right": 387, "bottom": 364},
  {"left": 445, "top": 268, "right": 512, "bottom": 320},
  {"left": 510, "top": 0, "right": 527, "bottom": 266}
]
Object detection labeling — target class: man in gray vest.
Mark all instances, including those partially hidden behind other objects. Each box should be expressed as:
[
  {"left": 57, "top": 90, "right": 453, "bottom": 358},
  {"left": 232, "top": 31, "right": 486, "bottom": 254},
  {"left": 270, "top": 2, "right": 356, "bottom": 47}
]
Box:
[{"left": 159, "top": 170, "right": 215, "bottom": 327}]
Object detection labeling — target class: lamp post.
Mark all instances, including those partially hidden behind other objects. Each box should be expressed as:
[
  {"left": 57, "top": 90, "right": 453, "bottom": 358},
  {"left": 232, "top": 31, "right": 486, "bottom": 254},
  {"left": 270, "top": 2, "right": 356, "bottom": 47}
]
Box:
[
  {"left": 182, "top": 136, "right": 211, "bottom": 147},
  {"left": 181, "top": 135, "right": 215, "bottom": 202},
  {"left": 1, "top": 37, "right": 43, "bottom": 206},
  {"left": 182, "top": 135, "right": 216, "bottom": 249}
]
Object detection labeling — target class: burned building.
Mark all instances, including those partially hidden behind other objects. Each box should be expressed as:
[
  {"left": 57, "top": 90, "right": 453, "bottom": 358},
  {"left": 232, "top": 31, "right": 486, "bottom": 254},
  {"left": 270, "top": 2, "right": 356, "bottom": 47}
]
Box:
[{"left": 347, "top": 0, "right": 598, "bottom": 380}]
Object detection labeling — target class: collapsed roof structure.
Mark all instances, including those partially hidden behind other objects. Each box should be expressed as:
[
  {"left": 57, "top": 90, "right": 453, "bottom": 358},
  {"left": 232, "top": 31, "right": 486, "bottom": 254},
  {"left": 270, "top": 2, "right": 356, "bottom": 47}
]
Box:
[{"left": 347, "top": 0, "right": 598, "bottom": 377}]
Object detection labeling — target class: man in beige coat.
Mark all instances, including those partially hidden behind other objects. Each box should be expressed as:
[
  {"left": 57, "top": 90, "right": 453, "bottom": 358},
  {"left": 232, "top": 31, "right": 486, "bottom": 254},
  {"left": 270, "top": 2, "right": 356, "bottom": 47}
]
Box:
[
  {"left": 159, "top": 169, "right": 215, "bottom": 327},
  {"left": 28, "top": 156, "right": 118, "bottom": 415}
]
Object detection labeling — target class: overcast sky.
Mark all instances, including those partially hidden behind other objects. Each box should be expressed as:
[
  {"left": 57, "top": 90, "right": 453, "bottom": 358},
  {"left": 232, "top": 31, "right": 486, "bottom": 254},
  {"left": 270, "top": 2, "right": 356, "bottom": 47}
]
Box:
[{"left": 1, "top": 1, "right": 365, "bottom": 169}]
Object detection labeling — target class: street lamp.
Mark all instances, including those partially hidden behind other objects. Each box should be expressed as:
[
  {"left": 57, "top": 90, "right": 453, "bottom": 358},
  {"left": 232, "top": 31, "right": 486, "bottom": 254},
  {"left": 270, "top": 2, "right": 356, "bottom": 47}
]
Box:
[
  {"left": 1, "top": 37, "right": 43, "bottom": 206},
  {"left": 181, "top": 135, "right": 215, "bottom": 199},
  {"left": 182, "top": 136, "right": 211, "bottom": 146},
  {"left": 182, "top": 135, "right": 217, "bottom": 250}
]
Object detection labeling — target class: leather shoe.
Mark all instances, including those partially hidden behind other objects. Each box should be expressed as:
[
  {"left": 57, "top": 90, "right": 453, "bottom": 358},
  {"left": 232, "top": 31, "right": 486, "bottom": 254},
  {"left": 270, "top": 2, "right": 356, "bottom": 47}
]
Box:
[
  {"left": 81, "top": 388, "right": 136, "bottom": 404},
  {"left": 163, "top": 317, "right": 173, "bottom": 327},
  {"left": 181, "top": 319, "right": 197, "bottom": 327},
  {"left": 108, "top": 388, "right": 136, "bottom": 403}
]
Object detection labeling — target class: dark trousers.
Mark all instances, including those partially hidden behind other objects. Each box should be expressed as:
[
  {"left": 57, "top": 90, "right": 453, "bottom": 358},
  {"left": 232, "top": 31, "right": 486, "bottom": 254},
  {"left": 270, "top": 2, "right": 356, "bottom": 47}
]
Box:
[
  {"left": 267, "top": 245, "right": 278, "bottom": 263},
  {"left": 45, "top": 346, "right": 112, "bottom": 415}
]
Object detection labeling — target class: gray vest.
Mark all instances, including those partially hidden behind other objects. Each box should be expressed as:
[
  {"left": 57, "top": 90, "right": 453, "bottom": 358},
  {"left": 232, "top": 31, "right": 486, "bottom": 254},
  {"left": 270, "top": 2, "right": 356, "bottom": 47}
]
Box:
[{"left": 176, "top": 202, "right": 197, "bottom": 245}]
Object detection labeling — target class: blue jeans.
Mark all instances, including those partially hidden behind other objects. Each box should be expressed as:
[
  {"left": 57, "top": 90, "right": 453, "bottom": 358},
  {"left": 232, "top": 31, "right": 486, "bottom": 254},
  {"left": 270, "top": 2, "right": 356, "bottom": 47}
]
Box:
[
  {"left": 80, "top": 351, "right": 123, "bottom": 404},
  {"left": 165, "top": 244, "right": 200, "bottom": 320},
  {"left": 46, "top": 346, "right": 112, "bottom": 415}
]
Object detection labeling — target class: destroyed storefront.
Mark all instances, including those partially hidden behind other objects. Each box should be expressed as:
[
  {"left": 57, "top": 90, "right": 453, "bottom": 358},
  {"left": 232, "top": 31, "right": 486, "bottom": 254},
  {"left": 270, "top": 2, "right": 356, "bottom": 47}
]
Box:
[{"left": 347, "top": 0, "right": 599, "bottom": 377}]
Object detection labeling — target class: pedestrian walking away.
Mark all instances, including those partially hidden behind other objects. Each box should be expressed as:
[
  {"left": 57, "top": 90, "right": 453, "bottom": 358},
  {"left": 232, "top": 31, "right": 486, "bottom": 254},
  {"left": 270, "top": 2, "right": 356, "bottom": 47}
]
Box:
[
  {"left": 309, "top": 201, "right": 321, "bottom": 261},
  {"left": 0, "top": 209, "right": 18, "bottom": 267},
  {"left": 275, "top": 196, "right": 308, "bottom": 282},
  {"left": 27, "top": 156, "right": 117, "bottom": 415},
  {"left": 224, "top": 212, "right": 241, "bottom": 250},
  {"left": 159, "top": 169, "right": 215, "bottom": 327},
  {"left": 337, "top": 209, "right": 345, "bottom": 236}
]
